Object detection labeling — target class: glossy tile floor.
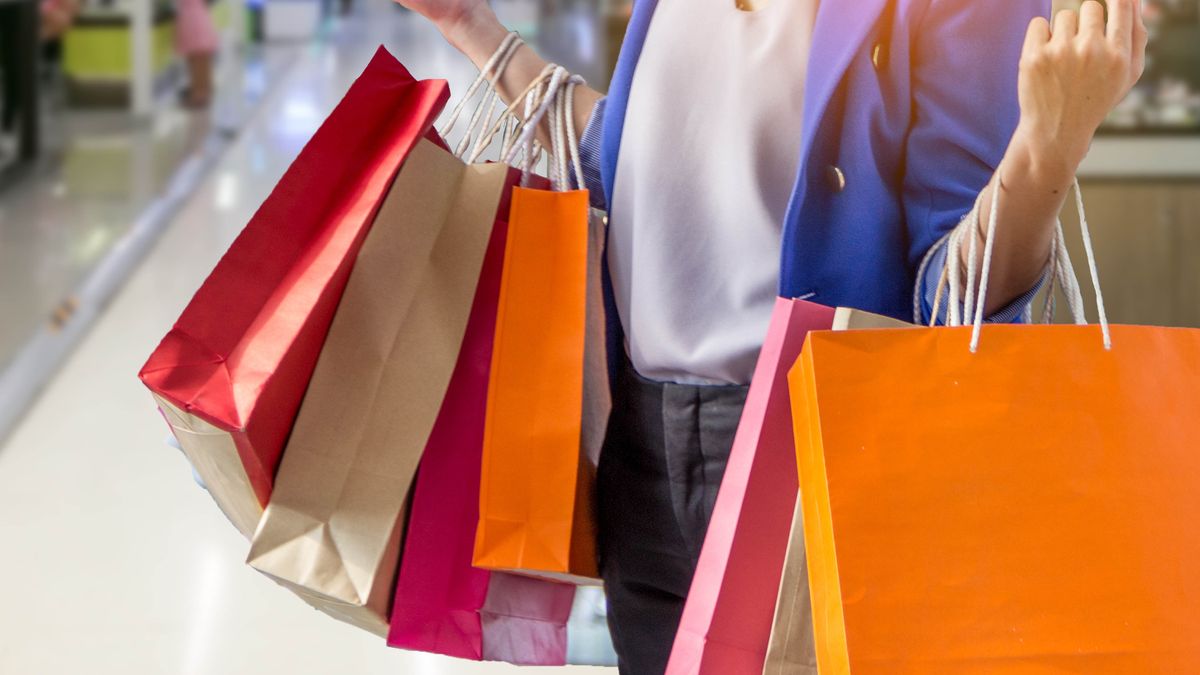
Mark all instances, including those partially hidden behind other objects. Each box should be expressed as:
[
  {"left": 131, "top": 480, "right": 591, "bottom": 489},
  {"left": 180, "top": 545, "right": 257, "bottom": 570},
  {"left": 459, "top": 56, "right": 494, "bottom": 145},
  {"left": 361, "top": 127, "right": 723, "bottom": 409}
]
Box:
[
  {"left": 0, "top": 4, "right": 611, "bottom": 673},
  {"left": 0, "top": 39, "right": 297, "bottom": 374}
]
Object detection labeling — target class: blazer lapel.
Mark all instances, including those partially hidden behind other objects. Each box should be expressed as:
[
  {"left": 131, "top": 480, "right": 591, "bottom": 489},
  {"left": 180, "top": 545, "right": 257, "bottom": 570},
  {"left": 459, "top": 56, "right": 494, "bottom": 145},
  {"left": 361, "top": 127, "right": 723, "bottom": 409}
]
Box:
[
  {"left": 798, "top": 0, "right": 890, "bottom": 168},
  {"left": 600, "top": 0, "right": 661, "bottom": 202}
]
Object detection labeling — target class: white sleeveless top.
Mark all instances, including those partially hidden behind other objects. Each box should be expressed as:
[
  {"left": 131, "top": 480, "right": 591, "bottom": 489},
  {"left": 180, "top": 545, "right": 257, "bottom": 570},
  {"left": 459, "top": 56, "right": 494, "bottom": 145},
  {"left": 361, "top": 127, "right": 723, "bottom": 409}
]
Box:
[{"left": 608, "top": 0, "right": 818, "bottom": 385}]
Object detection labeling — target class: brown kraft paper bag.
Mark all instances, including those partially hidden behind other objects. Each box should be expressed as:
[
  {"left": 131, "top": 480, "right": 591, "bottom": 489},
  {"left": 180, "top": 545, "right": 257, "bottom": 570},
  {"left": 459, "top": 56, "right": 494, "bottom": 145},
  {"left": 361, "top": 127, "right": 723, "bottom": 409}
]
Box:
[
  {"left": 762, "top": 495, "right": 817, "bottom": 675},
  {"left": 246, "top": 138, "right": 509, "bottom": 636}
]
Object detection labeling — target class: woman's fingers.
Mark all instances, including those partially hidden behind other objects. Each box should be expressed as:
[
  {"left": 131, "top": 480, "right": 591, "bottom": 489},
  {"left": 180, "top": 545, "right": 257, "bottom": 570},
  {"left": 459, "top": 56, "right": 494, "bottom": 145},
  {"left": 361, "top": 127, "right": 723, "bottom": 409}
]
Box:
[
  {"left": 1015, "top": 1, "right": 1150, "bottom": 166},
  {"left": 1131, "top": 0, "right": 1148, "bottom": 79},
  {"left": 1024, "top": 16, "right": 1052, "bottom": 57},
  {"left": 1107, "top": 0, "right": 1134, "bottom": 51},
  {"left": 1052, "top": 8, "right": 1079, "bottom": 44},
  {"left": 1079, "top": 1, "right": 1106, "bottom": 39}
]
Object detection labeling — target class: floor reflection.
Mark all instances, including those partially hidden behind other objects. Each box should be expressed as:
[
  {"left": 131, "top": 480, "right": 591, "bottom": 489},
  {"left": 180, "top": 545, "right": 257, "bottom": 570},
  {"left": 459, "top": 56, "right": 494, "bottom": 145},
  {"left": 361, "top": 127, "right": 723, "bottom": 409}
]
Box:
[{"left": 0, "top": 43, "right": 297, "bottom": 373}]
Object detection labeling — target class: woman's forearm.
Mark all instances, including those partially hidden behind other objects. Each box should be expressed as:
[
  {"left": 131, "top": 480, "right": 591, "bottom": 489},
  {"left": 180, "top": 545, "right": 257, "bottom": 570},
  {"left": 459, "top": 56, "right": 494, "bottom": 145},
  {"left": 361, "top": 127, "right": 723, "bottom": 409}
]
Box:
[
  {"left": 438, "top": 6, "right": 603, "bottom": 146},
  {"left": 966, "top": 128, "right": 1075, "bottom": 317},
  {"left": 962, "top": 0, "right": 1147, "bottom": 317}
]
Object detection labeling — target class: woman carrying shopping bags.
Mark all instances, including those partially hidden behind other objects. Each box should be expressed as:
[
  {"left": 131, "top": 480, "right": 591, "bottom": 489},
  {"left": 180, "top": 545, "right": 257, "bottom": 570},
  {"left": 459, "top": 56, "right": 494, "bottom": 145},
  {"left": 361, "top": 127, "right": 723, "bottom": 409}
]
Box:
[{"left": 395, "top": 0, "right": 1147, "bottom": 672}]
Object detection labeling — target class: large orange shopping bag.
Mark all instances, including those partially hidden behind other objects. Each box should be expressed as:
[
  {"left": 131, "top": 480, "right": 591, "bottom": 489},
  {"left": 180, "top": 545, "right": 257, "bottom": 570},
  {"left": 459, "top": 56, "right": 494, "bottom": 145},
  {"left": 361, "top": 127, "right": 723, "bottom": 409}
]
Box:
[
  {"left": 790, "top": 324, "right": 1200, "bottom": 673},
  {"left": 665, "top": 299, "right": 908, "bottom": 675},
  {"left": 787, "top": 185, "right": 1200, "bottom": 673},
  {"left": 138, "top": 47, "right": 448, "bottom": 538},
  {"left": 473, "top": 70, "right": 610, "bottom": 584}
]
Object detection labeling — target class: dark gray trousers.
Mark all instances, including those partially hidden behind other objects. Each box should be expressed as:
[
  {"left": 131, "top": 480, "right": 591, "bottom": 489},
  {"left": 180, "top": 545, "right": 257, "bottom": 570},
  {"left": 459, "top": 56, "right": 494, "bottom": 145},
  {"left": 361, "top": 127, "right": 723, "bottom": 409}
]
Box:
[{"left": 597, "top": 358, "right": 749, "bottom": 675}]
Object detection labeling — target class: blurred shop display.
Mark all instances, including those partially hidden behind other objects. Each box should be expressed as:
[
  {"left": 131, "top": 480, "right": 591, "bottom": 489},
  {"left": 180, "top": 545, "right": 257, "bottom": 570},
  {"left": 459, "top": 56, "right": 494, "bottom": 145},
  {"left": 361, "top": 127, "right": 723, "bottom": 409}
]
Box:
[
  {"left": 1109, "top": 0, "right": 1200, "bottom": 133},
  {"left": 260, "top": 0, "right": 321, "bottom": 41},
  {"left": 63, "top": 0, "right": 178, "bottom": 106},
  {"left": 62, "top": 0, "right": 235, "bottom": 108},
  {"left": 1051, "top": 181, "right": 1200, "bottom": 327}
]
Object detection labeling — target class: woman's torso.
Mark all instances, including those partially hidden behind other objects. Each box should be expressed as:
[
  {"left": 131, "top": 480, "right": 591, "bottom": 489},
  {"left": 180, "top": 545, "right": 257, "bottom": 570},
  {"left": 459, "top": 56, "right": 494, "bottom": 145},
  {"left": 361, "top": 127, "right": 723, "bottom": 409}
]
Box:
[{"left": 608, "top": 0, "right": 819, "bottom": 385}]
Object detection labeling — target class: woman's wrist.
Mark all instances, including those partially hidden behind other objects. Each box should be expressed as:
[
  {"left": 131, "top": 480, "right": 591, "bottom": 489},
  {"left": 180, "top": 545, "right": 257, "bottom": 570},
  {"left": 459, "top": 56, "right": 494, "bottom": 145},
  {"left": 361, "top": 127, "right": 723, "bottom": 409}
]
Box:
[
  {"left": 1006, "top": 123, "right": 1082, "bottom": 195},
  {"left": 440, "top": 5, "right": 509, "bottom": 66}
]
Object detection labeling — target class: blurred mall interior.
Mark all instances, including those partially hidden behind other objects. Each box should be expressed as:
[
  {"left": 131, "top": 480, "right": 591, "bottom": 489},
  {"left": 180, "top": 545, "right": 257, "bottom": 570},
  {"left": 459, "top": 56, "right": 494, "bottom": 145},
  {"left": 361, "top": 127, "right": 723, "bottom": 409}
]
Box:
[{"left": 0, "top": 0, "right": 1196, "bottom": 672}]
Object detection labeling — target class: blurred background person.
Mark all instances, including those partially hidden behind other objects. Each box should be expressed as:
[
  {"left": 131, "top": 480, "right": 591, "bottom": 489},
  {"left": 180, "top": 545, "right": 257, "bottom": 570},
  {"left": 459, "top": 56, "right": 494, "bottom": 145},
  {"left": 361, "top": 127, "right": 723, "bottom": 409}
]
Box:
[
  {"left": 41, "top": 0, "right": 80, "bottom": 40},
  {"left": 176, "top": 0, "right": 219, "bottom": 107}
]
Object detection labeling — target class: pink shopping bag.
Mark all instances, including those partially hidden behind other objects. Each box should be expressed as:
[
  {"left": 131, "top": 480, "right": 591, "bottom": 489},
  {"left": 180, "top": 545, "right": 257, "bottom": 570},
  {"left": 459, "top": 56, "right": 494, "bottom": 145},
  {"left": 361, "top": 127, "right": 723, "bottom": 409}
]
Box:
[
  {"left": 387, "top": 171, "right": 575, "bottom": 664},
  {"left": 667, "top": 298, "right": 908, "bottom": 674}
]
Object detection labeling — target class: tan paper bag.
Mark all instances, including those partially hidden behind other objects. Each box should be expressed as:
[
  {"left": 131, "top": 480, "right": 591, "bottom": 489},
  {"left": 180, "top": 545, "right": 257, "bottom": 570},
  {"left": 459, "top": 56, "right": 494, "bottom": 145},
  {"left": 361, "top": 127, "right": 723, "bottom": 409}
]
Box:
[
  {"left": 155, "top": 395, "right": 263, "bottom": 535},
  {"left": 762, "top": 496, "right": 817, "bottom": 675},
  {"left": 246, "top": 138, "right": 509, "bottom": 636}
]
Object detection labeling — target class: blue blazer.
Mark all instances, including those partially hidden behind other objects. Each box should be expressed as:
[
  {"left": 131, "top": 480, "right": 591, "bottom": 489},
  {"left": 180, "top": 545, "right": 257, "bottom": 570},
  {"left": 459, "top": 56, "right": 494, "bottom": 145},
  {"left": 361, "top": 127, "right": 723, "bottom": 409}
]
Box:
[{"left": 584, "top": 0, "right": 1050, "bottom": 325}]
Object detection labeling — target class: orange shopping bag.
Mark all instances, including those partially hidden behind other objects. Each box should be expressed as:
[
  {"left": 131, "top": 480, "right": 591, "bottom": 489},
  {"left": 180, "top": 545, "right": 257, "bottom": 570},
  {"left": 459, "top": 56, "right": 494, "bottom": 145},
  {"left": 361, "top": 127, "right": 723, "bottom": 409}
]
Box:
[
  {"left": 787, "top": 183, "right": 1200, "bottom": 673},
  {"left": 474, "top": 70, "right": 608, "bottom": 584}
]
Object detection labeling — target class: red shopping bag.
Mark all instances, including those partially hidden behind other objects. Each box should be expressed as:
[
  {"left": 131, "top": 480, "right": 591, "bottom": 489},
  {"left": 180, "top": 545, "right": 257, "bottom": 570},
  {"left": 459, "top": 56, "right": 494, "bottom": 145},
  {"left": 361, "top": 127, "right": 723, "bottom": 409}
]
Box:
[
  {"left": 386, "top": 170, "right": 576, "bottom": 664},
  {"left": 138, "top": 47, "right": 448, "bottom": 537},
  {"left": 667, "top": 298, "right": 908, "bottom": 675}
]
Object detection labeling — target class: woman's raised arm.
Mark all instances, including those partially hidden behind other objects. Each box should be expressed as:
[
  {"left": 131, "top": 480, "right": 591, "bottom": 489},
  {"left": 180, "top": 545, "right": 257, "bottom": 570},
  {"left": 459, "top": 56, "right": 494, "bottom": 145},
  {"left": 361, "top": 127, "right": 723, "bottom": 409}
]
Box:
[
  {"left": 964, "top": 0, "right": 1148, "bottom": 316},
  {"left": 397, "top": 0, "right": 603, "bottom": 145}
]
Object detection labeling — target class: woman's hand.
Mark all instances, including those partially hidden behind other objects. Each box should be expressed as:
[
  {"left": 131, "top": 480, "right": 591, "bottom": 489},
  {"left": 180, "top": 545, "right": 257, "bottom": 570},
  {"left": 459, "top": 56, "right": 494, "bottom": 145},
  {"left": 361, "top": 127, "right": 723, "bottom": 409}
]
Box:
[
  {"left": 392, "top": 0, "right": 496, "bottom": 50},
  {"left": 389, "top": 0, "right": 603, "bottom": 155},
  {"left": 961, "top": 0, "right": 1148, "bottom": 316},
  {"left": 1014, "top": 0, "right": 1148, "bottom": 173}
]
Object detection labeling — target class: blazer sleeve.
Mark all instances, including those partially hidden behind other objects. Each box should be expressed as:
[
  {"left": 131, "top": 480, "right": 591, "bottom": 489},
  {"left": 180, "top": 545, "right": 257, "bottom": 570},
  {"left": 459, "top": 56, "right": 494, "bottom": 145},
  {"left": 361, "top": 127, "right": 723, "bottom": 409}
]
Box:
[
  {"left": 904, "top": 0, "right": 1051, "bottom": 325},
  {"left": 578, "top": 96, "right": 609, "bottom": 211}
]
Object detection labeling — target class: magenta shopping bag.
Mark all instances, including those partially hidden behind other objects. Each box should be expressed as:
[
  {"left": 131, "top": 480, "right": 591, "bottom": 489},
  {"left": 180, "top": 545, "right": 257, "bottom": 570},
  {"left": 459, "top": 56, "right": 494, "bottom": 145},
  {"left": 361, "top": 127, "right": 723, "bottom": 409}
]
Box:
[
  {"left": 665, "top": 298, "right": 909, "bottom": 674},
  {"left": 664, "top": 298, "right": 834, "bottom": 675},
  {"left": 387, "top": 172, "right": 574, "bottom": 664}
]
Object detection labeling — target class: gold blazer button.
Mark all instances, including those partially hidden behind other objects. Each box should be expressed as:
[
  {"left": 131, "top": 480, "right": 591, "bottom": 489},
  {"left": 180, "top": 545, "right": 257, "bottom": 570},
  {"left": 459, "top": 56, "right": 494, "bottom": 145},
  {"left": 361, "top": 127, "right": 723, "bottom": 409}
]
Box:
[{"left": 827, "top": 165, "right": 847, "bottom": 193}]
